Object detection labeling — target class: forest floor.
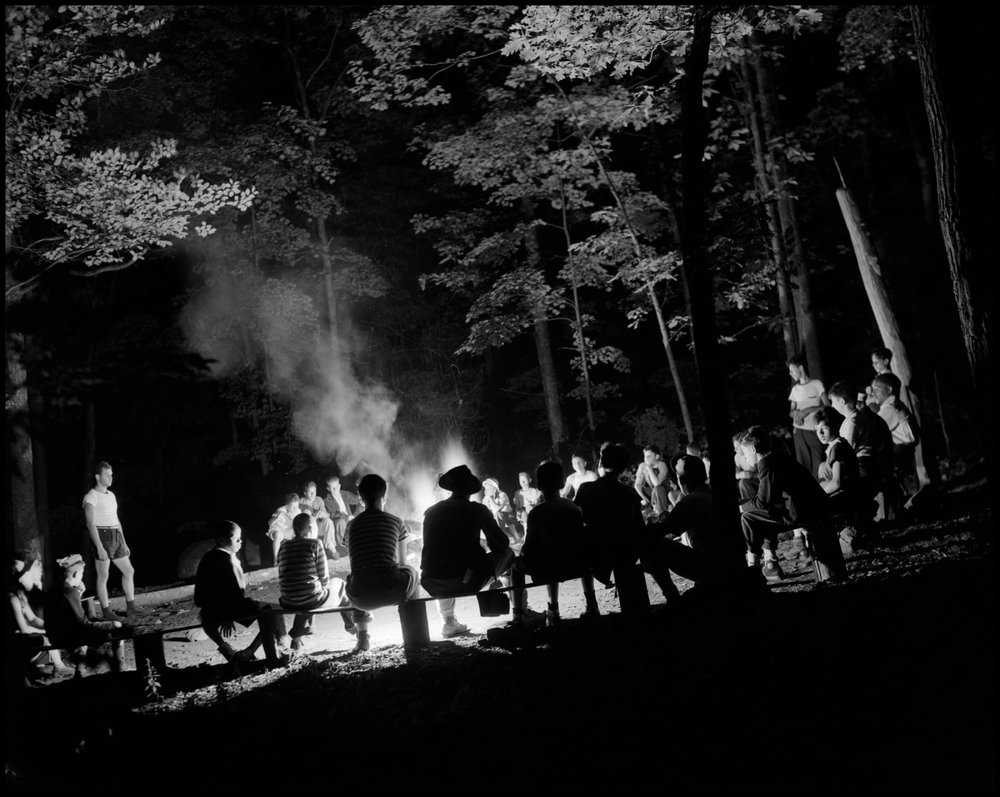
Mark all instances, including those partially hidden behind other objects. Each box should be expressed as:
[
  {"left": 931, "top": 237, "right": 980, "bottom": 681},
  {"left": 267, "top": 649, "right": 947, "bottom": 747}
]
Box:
[{"left": 6, "top": 472, "right": 995, "bottom": 792}]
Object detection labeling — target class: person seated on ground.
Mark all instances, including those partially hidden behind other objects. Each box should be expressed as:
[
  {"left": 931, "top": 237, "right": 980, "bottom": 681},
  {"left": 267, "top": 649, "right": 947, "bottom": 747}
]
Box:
[
  {"left": 560, "top": 453, "right": 598, "bottom": 500},
  {"left": 575, "top": 443, "right": 644, "bottom": 589},
  {"left": 344, "top": 474, "right": 419, "bottom": 652},
  {"left": 737, "top": 427, "right": 846, "bottom": 583},
  {"left": 420, "top": 465, "right": 515, "bottom": 639},
  {"left": 633, "top": 444, "right": 671, "bottom": 519},
  {"left": 9, "top": 553, "right": 75, "bottom": 683},
  {"left": 512, "top": 471, "right": 542, "bottom": 539},
  {"left": 814, "top": 408, "right": 866, "bottom": 556},
  {"left": 862, "top": 345, "right": 894, "bottom": 409},
  {"left": 734, "top": 435, "right": 760, "bottom": 508},
  {"left": 787, "top": 356, "right": 829, "bottom": 480},
  {"left": 299, "top": 481, "right": 336, "bottom": 559},
  {"left": 324, "top": 476, "right": 357, "bottom": 558},
  {"left": 870, "top": 372, "right": 920, "bottom": 503},
  {"left": 829, "top": 381, "right": 894, "bottom": 518},
  {"left": 640, "top": 455, "right": 747, "bottom": 601},
  {"left": 194, "top": 520, "right": 289, "bottom": 664},
  {"left": 267, "top": 492, "right": 300, "bottom": 566},
  {"left": 482, "top": 477, "right": 520, "bottom": 544},
  {"left": 685, "top": 440, "right": 712, "bottom": 486},
  {"left": 814, "top": 408, "right": 861, "bottom": 509},
  {"left": 511, "top": 460, "right": 601, "bottom": 628},
  {"left": 43, "top": 554, "right": 128, "bottom": 675},
  {"left": 279, "top": 513, "right": 364, "bottom": 651}
]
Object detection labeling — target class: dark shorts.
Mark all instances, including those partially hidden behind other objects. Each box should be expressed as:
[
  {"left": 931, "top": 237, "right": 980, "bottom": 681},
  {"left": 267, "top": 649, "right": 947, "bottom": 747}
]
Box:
[{"left": 92, "top": 527, "right": 130, "bottom": 560}]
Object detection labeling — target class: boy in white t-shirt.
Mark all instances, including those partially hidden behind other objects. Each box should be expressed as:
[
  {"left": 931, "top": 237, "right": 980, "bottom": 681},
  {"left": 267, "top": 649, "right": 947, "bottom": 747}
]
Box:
[
  {"left": 787, "top": 356, "right": 828, "bottom": 481},
  {"left": 82, "top": 460, "right": 148, "bottom": 619}
]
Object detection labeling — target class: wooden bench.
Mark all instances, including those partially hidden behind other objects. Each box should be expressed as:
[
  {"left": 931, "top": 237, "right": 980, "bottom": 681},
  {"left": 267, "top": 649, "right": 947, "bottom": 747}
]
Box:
[{"left": 395, "top": 562, "right": 652, "bottom": 650}]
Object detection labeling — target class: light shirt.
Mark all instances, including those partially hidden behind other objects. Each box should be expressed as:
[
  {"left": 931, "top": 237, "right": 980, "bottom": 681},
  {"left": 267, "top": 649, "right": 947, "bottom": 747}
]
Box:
[
  {"left": 878, "top": 397, "right": 917, "bottom": 445},
  {"left": 789, "top": 378, "right": 826, "bottom": 430},
  {"left": 82, "top": 488, "right": 120, "bottom": 527}
]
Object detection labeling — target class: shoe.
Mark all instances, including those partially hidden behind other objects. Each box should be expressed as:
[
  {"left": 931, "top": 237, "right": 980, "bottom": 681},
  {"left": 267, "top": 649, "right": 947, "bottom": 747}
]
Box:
[
  {"left": 290, "top": 637, "right": 304, "bottom": 651},
  {"left": 441, "top": 619, "right": 470, "bottom": 638},
  {"left": 761, "top": 561, "right": 784, "bottom": 582},
  {"left": 511, "top": 607, "right": 546, "bottom": 627},
  {"left": 235, "top": 649, "right": 257, "bottom": 663},
  {"left": 125, "top": 602, "right": 151, "bottom": 616},
  {"left": 355, "top": 632, "right": 371, "bottom": 652},
  {"left": 102, "top": 605, "right": 119, "bottom": 621}
]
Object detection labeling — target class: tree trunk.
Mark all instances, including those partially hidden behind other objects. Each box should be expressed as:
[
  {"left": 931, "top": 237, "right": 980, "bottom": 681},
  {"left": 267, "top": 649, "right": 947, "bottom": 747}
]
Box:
[
  {"left": 648, "top": 283, "right": 695, "bottom": 443},
  {"left": 27, "top": 385, "right": 50, "bottom": 545},
  {"left": 523, "top": 209, "right": 568, "bottom": 456},
  {"left": 910, "top": 5, "right": 992, "bottom": 393},
  {"left": 836, "top": 187, "right": 932, "bottom": 486},
  {"left": 751, "top": 36, "right": 823, "bottom": 380},
  {"left": 678, "top": 8, "right": 741, "bottom": 544},
  {"left": 739, "top": 56, "right": 799, "bottom": 360},
  {"left": 6, "top": 333, "right": 42, "bottom": 562}
]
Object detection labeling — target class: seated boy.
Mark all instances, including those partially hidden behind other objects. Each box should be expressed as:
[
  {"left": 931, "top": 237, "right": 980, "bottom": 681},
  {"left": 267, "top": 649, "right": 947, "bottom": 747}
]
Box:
[
  {"left": 870, "top": 372, "right": 920, "bottom": 505},
  {"left": 344, "top": 474, "right": 419, "bottom": 652},
  {"left": 511, "top": 460, "right": 600, "bottom": 627},
  {"left": 267, "top": 492, "right": 300, "bottom": 566},
  {"left": 278, "top": 513, "right": 365, "bottom": 651},
  {"left": 641, "top": 455, "right": 747, "bottom": 600},
  {"left": 194, "top": 521, "right": 289, "bottom": 663},
  {"left": 737, "top": 426, "right": 846, "bottom": 583}
]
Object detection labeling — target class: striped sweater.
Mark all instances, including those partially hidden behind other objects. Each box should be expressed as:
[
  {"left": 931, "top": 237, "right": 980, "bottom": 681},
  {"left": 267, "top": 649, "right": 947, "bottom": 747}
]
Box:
[
  {"left": 278, "top": 537, "right": 328, "bottom": 607},
  {"left": 345, "top": 509, "right": 407, "bottom": 575}
]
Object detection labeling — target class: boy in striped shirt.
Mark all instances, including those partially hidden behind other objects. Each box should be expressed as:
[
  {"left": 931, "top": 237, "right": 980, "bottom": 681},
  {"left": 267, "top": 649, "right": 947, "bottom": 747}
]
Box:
[
  {"left": 278, "top": 513, "right": 368, "bottom": 651},
  {"left": 345, "top": 474, "right": 420, "bottom": 651}
]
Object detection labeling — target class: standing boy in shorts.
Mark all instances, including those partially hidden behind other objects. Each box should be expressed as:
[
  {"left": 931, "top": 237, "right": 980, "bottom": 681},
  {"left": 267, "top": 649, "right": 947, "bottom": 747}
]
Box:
[{"left": 83, "top": 460, "right": 148, "bottom": 619}]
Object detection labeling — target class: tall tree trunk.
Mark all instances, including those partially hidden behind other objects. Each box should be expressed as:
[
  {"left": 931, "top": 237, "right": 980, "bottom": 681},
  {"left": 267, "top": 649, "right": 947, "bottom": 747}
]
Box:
[
  {"left": 910, "top": 6, "right": 992, "bottom": 392},
  {"left": 739, "top": 56, "right": 799, "bottom": 360},
  {"left": 648, "top": 283, "right": 695, "bottom": 443},
  {"left": 836, "top": 187, "right": 933, "bottom": 486},
  {"left": 523, "top": 206, "right": 568, "bottom": 457},
  {"left": 558, "top": 187, "right": 596, "bottom": 435},
  {"left": 6, "top": 333, "right": 42, "bottom": 563},
  {"left": 27, "top": 385, "right": 50, "bottom": 544},
  {"left": 751, "top": 37, "right": 823, "bottom": 380},
  {"left": 678, "top": 8, "right": 741, "bottom": 542}
]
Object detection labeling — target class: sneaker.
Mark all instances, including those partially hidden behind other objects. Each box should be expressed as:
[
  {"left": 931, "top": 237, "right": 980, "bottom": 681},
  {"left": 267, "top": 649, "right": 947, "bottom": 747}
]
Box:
[
  {"left": 235, "top": 648, "right": 257, "bottom": 663},
  {"left": 102, "top": 605, "right": 119, "bottom": 621},
  {"left": 355, "top": 632, "right": 371, "bottom": 652},
  {"left": 290, "top": 637, "right": 305, "bottom": 651},
  {"left": 761, "top": 561, "right": 785, "bottom": 582},
  {"left": 125, "top": 602, "right": 151, "bottom": 616},
  {"left": 441, "top": 619, "right": 470, "bottom": 638}
]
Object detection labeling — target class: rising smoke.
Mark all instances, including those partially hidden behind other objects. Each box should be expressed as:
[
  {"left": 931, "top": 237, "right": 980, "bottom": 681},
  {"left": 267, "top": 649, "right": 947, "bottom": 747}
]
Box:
[{"left": 180, "top": 262, "right": 475, "bottom": 520}]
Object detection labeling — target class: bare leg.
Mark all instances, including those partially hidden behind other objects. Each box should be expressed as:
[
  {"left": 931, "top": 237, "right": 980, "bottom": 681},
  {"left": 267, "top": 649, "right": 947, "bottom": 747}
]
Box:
[
  {"left": 113, "top": 556, "right": 136, "bottom": 601},
  {"left": 94, "top": 557, "right": 112, "bottom": 611}
]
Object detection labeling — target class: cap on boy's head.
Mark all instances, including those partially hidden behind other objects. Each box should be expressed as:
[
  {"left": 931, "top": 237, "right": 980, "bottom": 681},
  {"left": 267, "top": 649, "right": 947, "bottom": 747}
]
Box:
[
  {"left": 438, "top": 464, "right": 483, "bottom": 496},
  {"left": 670, "top": 454, "right": 707, "bottom": 488}
]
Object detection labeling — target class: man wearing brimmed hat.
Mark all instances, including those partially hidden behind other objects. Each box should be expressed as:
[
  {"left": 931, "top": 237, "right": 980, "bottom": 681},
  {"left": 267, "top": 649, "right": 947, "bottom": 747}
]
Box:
[{"left": 420, "top": 464, "right": 514, "bottom": 638}]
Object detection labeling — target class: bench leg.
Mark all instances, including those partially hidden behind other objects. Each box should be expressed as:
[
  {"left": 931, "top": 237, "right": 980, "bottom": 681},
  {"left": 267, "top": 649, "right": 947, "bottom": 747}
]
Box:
[
  {"left": 134, "top": 633, "right": 167, "bottom": 683},
  {"left": 614, "top": 564, "right": 650, "bottom": 617},
  {"left": 399, "top": 601, "right": 430, "bottom": 650}
]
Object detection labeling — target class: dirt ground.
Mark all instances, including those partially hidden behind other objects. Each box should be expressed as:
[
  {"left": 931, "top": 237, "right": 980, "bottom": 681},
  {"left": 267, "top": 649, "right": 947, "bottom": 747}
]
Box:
[{"left": 6, "top": 476, "right": 995, "bottom": 791}]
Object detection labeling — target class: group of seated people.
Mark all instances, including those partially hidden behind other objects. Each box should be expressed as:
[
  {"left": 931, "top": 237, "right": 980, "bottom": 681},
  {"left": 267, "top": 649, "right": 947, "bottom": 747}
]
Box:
[
  {"left": 265, "top": 476, "right": 359, "bottom": 564},
  {"left": 8, "top": 551, "right": 129, "bottom": 685}
]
